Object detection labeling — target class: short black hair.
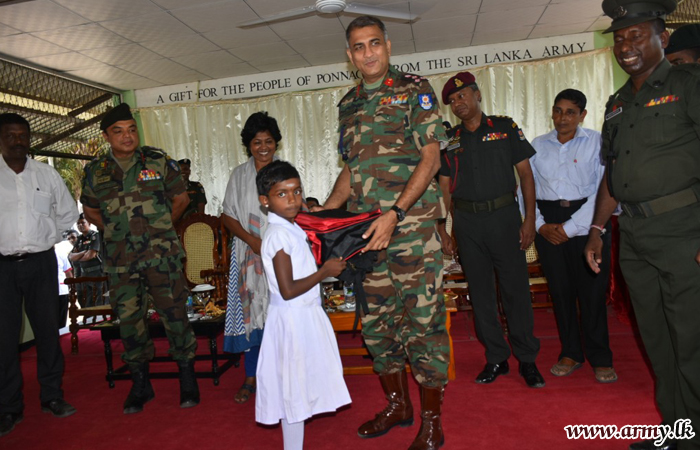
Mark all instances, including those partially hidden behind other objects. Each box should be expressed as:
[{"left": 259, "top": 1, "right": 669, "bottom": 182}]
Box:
[
  {"left": 306, "top": 196, "right": 319, "bottom": 204},
  {"left": 0, "top": 113, "right": 30, "bottom": 134},
  {"left": 256, "top": 160, "right": 300, "bottom": 196},
  {"left": 78, "top": 213, "right": 88, "bottom": 222},
  {"left": 241, "top": 112, "right": 282, "bottom": 158},
  {"left": 345, "top": 15, "right": 388, "bottom": 46},
  {"left": 554, "top": 89, "right": 587, "bottom": 112}
]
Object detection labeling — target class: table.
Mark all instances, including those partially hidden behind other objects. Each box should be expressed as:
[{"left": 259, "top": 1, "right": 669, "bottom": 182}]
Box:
[
  {"left": 327, "top": 298, "right": 457, "bottom": 380},
  {"left": 91, "top": 315, "right": 239, "bottom": 388}
]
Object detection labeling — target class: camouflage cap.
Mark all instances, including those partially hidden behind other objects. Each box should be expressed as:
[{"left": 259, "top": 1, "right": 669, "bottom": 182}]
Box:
[
  {"left": 441, "top": 71, "right": 478, "bottom": 106},
  {"left": 665, "top": 23, "right": 700, "bottom": 54},
  {"left": 602, "top": 0, "right": 676, "bottom": 33},
  {"left": 100, "top": 103, "right": 134, "bottom": 131}
]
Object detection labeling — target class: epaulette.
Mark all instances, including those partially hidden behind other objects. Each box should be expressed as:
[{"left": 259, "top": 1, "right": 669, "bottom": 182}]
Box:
[
  {"left": 490, "top": 115, "right": 513, "bottom": 121},
  {"left": 339, "top": 85, "right": 359, "bottom": 104},
  {"left": 142, "top": 146, "right": 166, "bottom": 159},
  {"left": 402, "top": 73, "right": 426, "bottom": 84}
]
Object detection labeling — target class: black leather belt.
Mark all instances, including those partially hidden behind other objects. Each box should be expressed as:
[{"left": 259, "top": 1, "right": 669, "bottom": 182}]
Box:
[
  {"left": 0, "top": 248, "right": 52, "bottom": 262},
  {"left": 537, "top": 198, "right": 587, "bottom": 208},
  {"left": 454, "top": 192, "right": 515, "bottom": 213},
  {"left": 621, "top": 184, "right": 700, "bottom": 218}
]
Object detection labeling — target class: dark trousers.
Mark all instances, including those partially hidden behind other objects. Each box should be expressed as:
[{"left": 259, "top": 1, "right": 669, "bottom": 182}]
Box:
[
  {"left": 454, "top": 203, "right": 540, "bottom": 364},
  {"left": 0, "top": 249, "right": 64, "bottom": 414},
  {"left": 619, "top": 204, "right": 700, "bottom": 449},
  {"left": 535, "top": 201, "right": 613, "bottom": 367}
]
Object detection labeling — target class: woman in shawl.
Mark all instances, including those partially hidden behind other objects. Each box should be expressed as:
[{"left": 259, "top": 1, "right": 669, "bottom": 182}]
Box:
[{"left": 222, "top": 112, "right": 281, "bottom": 404}]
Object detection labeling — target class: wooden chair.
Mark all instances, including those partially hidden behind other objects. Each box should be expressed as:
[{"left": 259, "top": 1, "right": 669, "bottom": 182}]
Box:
[
  {"left": 65, "top": 276, "right": 111, "bottom": 354},
  {"left": 176, "top": 213, "right": 230, "bottom": 302},
  {"left": 525, "top": 244, "right": 553, "bottom": 309}
]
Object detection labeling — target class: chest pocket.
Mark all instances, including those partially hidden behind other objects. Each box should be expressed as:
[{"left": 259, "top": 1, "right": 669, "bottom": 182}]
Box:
[
  {"left": 636, "top": 101, "right": 682, "bottom": 146},
  {"left": 374, "top": 104, "right": 408, "bottom": 144}
]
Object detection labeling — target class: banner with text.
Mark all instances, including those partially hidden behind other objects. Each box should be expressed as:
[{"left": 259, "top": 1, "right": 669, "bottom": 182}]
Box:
[{"left": 136, "top": 32, "right": 595, "bottom": 108}]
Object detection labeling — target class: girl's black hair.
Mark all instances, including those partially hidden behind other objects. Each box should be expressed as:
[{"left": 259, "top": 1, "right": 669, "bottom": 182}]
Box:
[{"left": 256, "top": 160, "right": 300, "bottom": 196}]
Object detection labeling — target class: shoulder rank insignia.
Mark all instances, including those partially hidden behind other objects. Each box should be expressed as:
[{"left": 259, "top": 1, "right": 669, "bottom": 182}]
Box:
[
  {"left": 419, "top": 93, "right": 434, "bottom": 110},
  {"left": 404, "top": 74, "right": 425, "bottom": 83},
  {"left": 483, "top": 132, "right": 508, "bottom": 142},
  {"left": 379, "top": 93, "right": 409, "bottom": 106},
  {"left": 138, "top": 169, "right": 163, "bottom": 182},
  {"left": 644, "top": 95, "right": 679, "bottom": 107}
]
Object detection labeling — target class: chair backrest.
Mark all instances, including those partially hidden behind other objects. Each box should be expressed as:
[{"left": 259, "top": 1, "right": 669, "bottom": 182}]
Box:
[{"left": 176, "top": 213, "right": 229, "bottom": 289}]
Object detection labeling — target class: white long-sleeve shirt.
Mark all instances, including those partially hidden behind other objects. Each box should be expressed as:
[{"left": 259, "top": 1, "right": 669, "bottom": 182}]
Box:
[
  {"left": 0, "top": 156, "right": 78, "bottom": 255},
  {"left": 529, "top": 127, "right": 604, "bottom": 238}
]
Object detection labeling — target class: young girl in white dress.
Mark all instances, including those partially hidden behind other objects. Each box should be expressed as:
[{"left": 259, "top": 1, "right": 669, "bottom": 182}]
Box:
[{"left": 254, "top": 160, "right": 351, "bottom": 450}]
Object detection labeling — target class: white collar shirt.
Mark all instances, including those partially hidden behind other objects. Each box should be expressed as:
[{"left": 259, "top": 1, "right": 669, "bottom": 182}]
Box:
[
  {"left": 0, "top": 156, "right": 79, "bottom": 255},
  {"left": 529, "top": 127, "right": 605, "bottom": 237}
]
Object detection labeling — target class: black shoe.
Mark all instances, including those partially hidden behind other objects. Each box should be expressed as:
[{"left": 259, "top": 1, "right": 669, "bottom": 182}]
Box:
[
  {"left": 178, "top": 360, "right": 200, "bottom": 409},
  {"left": 0, "top": 413, "right": 23, "bottom": 437},
  {"left": 519, "top": 362, "right": 545, "bottom": 388},
  {"left": 475, "top": 360, "right": 509, "bottom": 384},
  {"left": 123, "top": 363, "right": 155, "bottom": 414},
  {"left": 628, "top": 439, "right": 677, "bottom": 450},
  {"left": 41, "top": 399, "right": 77, "bottom": 418}
]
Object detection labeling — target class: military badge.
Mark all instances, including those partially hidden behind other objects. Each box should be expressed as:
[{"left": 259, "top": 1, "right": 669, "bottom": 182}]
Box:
[
  {"left": 613, "top": 5, "right": 626, "bottom": 18},
  {"left": 137, "top": 169, "right": 163, "bottom": 181},
  {"left": 487, "top": 118, "right": 494, "bottom": 128},
  {"left": 168, "top": 159, "right": 181, "bottom": 172},
  {"left": 483, "top": 132, "right": 508, "bottom": 141},
  {"left": 419, "top": 94, "right": 434, "bottom": 110},
  {"left": 605, "top": 106, "right": 623, "bottom": 121},
  {"left": 455, "top": 78, "right": 463, "bottom": 88},
  {"left": 384, "top": 78, "right": 394, "bottom": 87},
  {"left": 379, "top": 94, "right": 409, "bottom": 106},
  {"left": 644, "top": 95, "right": 679, "bottom": 107},
  {"left": 518, "top": 130, "right": 525, "bottom": 141},
  {"left": 96, "top": 176, "right": 111, "bottom": 185}
]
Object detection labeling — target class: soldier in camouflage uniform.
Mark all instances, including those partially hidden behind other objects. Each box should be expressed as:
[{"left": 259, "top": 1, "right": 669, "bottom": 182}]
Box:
[
  {"left": 319, "top": 15, "right": 449, "bottom": 450},
  {"left": 81, "top": 103, "right": 199, "bottom": 414}
]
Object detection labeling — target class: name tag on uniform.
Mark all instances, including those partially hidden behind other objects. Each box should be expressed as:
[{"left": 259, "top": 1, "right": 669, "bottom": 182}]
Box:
[
  {"left": 644, "top": 95, "right": 679, "bottom": 107},
  {"left": 379, "top": 94, "right": 408, "bottom": 106},
  {"left": 96, "top": 175, "right": 111, "bottom": 184},
  {"left": 605, "top": 107, "right": 623, "bottom": 121},
  {"left": 483, "top": 132, "right": 507, "bottom": 142},
  {"left": 137, "top": 170, "right": 163, "bottom": 182}
]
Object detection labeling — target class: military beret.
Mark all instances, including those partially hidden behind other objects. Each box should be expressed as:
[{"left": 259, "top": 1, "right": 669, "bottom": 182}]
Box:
[
  {"left": 441, "top": 72, "right": 478, "bottom": 106},
  {"left": 100, "top": 103, "right": 134, "bottom": 131},
  {"left": 602, "top": 0, "right": 677, "bottom": 33},
  {"left": 666, "top": 23, "right": 700, "bottom": 55}
]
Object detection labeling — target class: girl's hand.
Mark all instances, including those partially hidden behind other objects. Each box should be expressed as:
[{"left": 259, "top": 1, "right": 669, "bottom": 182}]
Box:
[{"left": 322, "top": 257, "right": 346, "bottom": 277}]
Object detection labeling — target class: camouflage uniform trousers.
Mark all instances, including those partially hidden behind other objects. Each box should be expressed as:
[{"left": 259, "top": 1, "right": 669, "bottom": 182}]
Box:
[
  {"left": 360, "top": 221, "right": 450, "bottom": 387},
  {"left": 109, "top": 258, "right": 197, "bottom": 366}
]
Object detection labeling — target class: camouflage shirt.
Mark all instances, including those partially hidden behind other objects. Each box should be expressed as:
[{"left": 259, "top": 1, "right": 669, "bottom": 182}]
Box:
[
  {"left": 80, "top": 146, "right": 186, "bottom": 274},
  {"left": 337, "top": 65, "right": 447, "bottom": 223},
  {"left": 602, "top": 59, "right": 700, "bottom": 203}
]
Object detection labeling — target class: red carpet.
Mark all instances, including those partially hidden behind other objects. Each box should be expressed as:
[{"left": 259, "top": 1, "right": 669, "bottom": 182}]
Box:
[{"left": 3, "top": 308, "right": 659, "bottom": 450}]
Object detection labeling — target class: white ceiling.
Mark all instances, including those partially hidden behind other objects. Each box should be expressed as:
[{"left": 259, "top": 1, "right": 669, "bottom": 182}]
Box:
[{"left": 0, "top": 0, "right": 612, "bottom": 92}]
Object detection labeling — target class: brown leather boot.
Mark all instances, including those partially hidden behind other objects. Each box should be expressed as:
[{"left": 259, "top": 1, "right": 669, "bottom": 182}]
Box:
[
  {"left": 408, "top": 385, "right": 445, "bottom": 450},
  {"left": 357, "top": 370, "right": 414, "bottom": 438}
]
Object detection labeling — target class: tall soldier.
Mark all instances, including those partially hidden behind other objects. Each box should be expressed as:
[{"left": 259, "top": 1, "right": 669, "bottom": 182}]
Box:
[
  {"left": 438, "top": 72, "right": 544, "bottom": 389},
  {"left": 319, "top": 15, "right": 450, "bottom": 450},
  {"left": 0, "top": 113, "right": 78, "bottom": 437},
  {"left": 585, "top": 1, "right": 700, "bottom": 449},
  {"left": 81, "top": 104, "right": 199, "bottom": 414}
]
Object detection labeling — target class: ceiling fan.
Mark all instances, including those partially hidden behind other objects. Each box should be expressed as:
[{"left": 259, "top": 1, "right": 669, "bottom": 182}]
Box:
[{"left": 238, "top": 0, "right": 418, "bottom": 27}]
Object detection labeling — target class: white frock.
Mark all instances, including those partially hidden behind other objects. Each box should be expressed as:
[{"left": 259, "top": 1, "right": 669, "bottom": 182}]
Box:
[{"left": 255, "top": 213, "right": 351, "bottom": 425}]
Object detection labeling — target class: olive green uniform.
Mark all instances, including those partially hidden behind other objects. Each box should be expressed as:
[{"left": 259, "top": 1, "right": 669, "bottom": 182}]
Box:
[
  {"left": 603, "top": 59, "right": 700, "bottom": 447},
  {"left": 81, "top": 147, "right": 197, "bottom": 365},
  {"left": 337, "top": 66, "right": 450, "bottom": 386}
]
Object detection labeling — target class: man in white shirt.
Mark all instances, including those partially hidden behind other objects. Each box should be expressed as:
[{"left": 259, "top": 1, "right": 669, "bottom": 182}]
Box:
[
  {"left": 529, "top": 90, "right": 616, "bottom": 383},
  {"left": 0, "top": 113, "right": 79, "bottom": 437}
]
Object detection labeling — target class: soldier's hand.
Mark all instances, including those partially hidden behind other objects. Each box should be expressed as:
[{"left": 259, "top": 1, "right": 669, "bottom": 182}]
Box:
[
  {"left": 361, "top": 212, "right": 398, "bottom": 252},
  {"left": 250, "top": 237, "right": 262, "bottom": 256},
  {"left": 439, "top": 229, "right": 456, "bottom": 256},
  {"left": 539, "top": 224, "right": 569, "bottom": 245},
  {"left": 584, "top": 232, "right": 604, "bottom": 274},
  {"left": 321, "top": 257, "right": 346, "bottom": 277},
  {"left": 695, "top": 248, "right": 700, "bottom": 266},
  {"left": 519, "top": 217, "right": 536, "bottom": 250}
]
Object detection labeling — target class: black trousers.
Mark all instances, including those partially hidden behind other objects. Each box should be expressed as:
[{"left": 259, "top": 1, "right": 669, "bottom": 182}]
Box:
[
  {"left": 454, "top": 203, "right": 540, "bottom": 364},
  {"left": 534, "top": 200, "right": 612, "bottom": 367},
  {"left": 0, "top": 249, "right": 64, "bottom": 414}
]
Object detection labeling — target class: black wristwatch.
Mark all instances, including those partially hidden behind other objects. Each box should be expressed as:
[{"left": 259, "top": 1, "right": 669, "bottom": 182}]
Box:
[{"left": 391, "top": 205, "right": 406, "bottom": 222}]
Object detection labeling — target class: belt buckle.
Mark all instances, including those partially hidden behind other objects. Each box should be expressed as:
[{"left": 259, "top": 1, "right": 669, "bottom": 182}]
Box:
[
  {"left": 622, "top": 202, "right": 642, "bottom": 218},
  {"left": 474, "top": 202, "right": 487, "bottom": 212},
  {"left": 560, "top": 200, "right": 571, "bottom": 207}
]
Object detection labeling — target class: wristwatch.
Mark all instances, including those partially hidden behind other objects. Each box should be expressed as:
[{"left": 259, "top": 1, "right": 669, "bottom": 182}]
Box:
[{"left": 390, "top": 205, "right": 406, "bottom": 222}]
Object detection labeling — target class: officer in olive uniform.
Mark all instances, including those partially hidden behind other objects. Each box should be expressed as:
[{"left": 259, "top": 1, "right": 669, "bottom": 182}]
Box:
[
  {"left": 177, "top": 158, "right": 207, "bottom": 220},
  {"left": 321, "top": 15, "right": 449, "bottom": 450},
  {"left": 585, "top": 1, "right": 700, "bottom": 449},
  {"left": 438, "top": 71, "right": 544, "bottom": 389},
  {"left": 665, "top": 23, "right": 700, "bottom": 65},
  {"left": 81, "top": 103, "right": 199, "bottom": 414}
]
